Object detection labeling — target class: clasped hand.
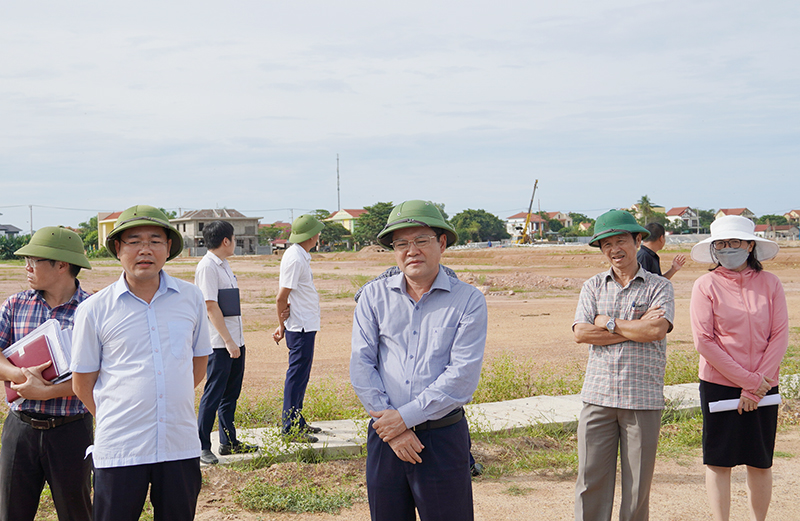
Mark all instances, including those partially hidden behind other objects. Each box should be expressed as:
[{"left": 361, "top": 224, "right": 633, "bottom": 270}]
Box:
[
  {"left": 9, "top": 361, "right": 53, "bottom": 401},
  {"left": 371, "top": 409, "right": 425, "bottom": 464}
]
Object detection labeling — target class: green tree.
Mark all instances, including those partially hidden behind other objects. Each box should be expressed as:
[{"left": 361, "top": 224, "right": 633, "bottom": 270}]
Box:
[
  {"left": 757, "top": 214, "right": 788, "bottom": 225},
  {"left": 77, "top": 216, "right": 99, "bottom": 251},
  {"left": 697, "top": 209, "right": 716, "bottom": 233},
  {"left": 569, "top": 213, "right": 593, "bottom": 225},
  {"left": 0, "top": 235, "right": 31, "bottom": 260},
  {"left": 547, "top": 219, "right": 563, "bottom": 232},
  {"left": 636, "top": 195, "right": 657, "bottom": 225},
  {"left": 320, "top": 222, "right": 349, "bottom": 247},
  {"left": 313, "top": 209, "right": 332, "bottom": 221},
  {"left": 159, "top": 208, "right": 178, "bottom": 219},
  {"left": 258, "top": 225, "right": 287, "bottom": 245},
  {"left": 353, "top": 202, "right": 394, "bottom": 246},
  {"left": 450, "top": 209, "right": 510, "bottom": 244}
]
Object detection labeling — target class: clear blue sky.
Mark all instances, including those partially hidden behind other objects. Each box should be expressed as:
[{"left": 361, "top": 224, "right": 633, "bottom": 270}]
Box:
[{"left": 2, "top": 1, "right": 798, "bottom": 232}]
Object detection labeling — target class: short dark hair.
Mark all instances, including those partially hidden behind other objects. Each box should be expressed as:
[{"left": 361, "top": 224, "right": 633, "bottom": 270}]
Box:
[
  {"left": 203, "top": 221, "right": 234, "bottom": 250},
  {"left": 644, "top": 222, "right": 665, "bottom": 242},
  {"left": 68, "top": 264, "right": 82, "bottom": 278}
]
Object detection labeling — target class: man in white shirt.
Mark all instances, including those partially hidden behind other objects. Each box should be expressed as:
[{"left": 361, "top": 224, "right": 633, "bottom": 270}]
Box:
[
  {"left": 272, "top": 214, "right": 325, "bottom": 442},
  {"left": 72, "top": 205, "right": 212, "bottom": 521},
  {"left": 195, "top": 220, "right": 256, "bottom": 465}
]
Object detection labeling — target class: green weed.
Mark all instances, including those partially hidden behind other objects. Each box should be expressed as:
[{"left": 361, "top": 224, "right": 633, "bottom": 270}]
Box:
[
  {"left": 472, "top": 354, "right": 583, "bottom": 403},
  {"left": 664, "top": 349, "right": 699, "bottom": 386},
  {"left": 302, "top": 377, "right": 368, "bottom": 421},
  {"left": 472, "top": 422, "right": 579, "bottom": 477},
  {"left": 235, "top": 479, "right": 360, "bottom": 513},
  {"left": 503, "top": 484, "right": 534, "bottom": 496}
]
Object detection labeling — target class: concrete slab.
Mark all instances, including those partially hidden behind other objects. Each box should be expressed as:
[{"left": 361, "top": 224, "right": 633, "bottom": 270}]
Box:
[{"left": 207, "top": 383, "right": 705, "bottom": 466}]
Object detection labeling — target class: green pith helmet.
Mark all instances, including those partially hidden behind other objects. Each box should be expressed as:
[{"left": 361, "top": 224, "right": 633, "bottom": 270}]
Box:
[
  {"left": 289, "top": 214, "right": 325, "bottom": 244},
  {"left": 588, "top": 209, "right": 650, "bottom": 247},
  {"left": 106, "top": 205, "right": 183, "bottom": 260},
  {"left": 15, "top": 226, "right": 92, "bottom": 269},
  {"left": 377, "top": 200, "right": 458, "bottom": 249}
]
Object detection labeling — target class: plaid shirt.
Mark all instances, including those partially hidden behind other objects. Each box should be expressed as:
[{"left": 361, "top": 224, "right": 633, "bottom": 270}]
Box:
[
  {"left": 0, "top": 283, "right": 90, "bottom": 416},
  {"left": 574, "top": 267, "right": 674, "bottom": 410}
]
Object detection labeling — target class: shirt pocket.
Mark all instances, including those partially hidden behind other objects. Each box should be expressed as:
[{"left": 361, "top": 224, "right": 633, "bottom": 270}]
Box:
[
  {"left": 628, "top": 302, "right": 649, "bottom": 321},
  {"left": 430, "top": 326, "right": 458, "bottom": 352},
  {"left": 167, "top": 321, "right": 193, "bottom": 360}
]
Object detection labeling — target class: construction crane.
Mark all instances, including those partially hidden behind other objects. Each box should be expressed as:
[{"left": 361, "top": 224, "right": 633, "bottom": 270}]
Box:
[{"left": 515, "top": 179, "right": 538, "bottom": 244}]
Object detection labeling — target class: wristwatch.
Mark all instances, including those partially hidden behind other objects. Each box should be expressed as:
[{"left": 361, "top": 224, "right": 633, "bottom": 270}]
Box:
[{"left": 606, "top": 318, "right": 616, "bottom": 334}]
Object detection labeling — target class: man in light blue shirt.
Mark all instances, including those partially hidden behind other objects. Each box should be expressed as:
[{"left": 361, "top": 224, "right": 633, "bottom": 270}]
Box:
[
  {"left": 350, "top": 200, "right": 487, "bottom": 521},
  {"left": 72, "top": 205, "right": 212, "bottom": 521}
]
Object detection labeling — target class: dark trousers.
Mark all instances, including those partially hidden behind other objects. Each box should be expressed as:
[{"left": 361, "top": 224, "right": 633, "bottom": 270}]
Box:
[
  {"left": 93, "top": 458, "right": 201, "bottom": 521},
  {"left": 197, "top": 346, "right": 246, "bottom": 449},
  {"left": 366, "top": 416, "right": 473, "bottom": 521},
  {"left": 282, "top": 330, "right": 316, "bottom": 433},
  {"left": 0, "top": 411, "right": 93, "bottom": 521}
]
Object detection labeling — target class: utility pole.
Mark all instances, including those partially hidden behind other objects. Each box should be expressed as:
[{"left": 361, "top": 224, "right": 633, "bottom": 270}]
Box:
[
  {"left": 336, "top": 154, "right": 341, "bottom": 212},
  {"left": 29, "top": 205, "right": 33, "bottom": 235}
]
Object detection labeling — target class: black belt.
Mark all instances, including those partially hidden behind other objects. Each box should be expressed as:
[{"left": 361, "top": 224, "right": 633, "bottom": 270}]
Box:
[
  {"left": 412, "top": 408, "right": 464, "bottom": 432},
  {"left": 14, "top": 411, "right": 87, "bottom": 430}
]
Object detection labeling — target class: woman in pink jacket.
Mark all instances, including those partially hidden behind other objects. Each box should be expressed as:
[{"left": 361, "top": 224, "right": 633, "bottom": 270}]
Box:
[{"left": 690, "top": 215, "right": 788, "bottom": 521}]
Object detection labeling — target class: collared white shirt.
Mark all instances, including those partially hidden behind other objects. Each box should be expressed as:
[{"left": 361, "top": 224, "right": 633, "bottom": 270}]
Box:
[
  {"left": 279, "top": 243, "right": 320, "bottom": 332},
  {"left": 195, "top": 250, "right": 244, "bottom": 348},
  {"left": 71, "top": 271, "right": 212, "bottom": 468}
]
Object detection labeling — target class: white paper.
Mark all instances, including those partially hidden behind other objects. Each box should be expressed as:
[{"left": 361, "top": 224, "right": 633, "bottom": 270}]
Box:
[{"left": 708, "top": 394, "right": 782, "bottom": 413}]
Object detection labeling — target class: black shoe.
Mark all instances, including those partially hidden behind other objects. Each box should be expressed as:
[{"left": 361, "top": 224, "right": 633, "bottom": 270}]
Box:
[
  {"left": 282, "top": 432, "right": 319, "bottom": 443},
  {"left": 219, "top": 442, "right": 259, "bottom": 455},
  {"left": 303, "top": 424, "right": 322, "bottom": 434},
  {"left": 470, "top": 462, "right": 484, "bottom": 477},
  {"left": 200, "top": 449, "right": 219, "bottom": 465}
]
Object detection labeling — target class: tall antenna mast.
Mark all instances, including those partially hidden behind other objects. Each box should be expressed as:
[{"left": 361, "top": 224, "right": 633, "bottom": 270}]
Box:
[{"left": 336, "top": 154, "right": 341, "bottom": 212}]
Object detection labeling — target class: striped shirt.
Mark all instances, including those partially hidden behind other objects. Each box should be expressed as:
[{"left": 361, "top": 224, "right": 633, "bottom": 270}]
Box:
[
  {"left": 574, "top": 267, "right": 674, "bottom": 410},
  {"left": 0, "top": 284, "right": 90, "bottom": 416}
]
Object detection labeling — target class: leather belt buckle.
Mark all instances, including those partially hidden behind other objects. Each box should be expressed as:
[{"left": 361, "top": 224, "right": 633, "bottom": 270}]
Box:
[{"left": 30, "top": 417, "right": 55, "bottom": 430}]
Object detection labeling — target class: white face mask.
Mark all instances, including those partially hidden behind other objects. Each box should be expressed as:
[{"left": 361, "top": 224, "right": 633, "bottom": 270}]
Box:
[{"left": 714, "top": 248, "right": 750, "bottom": 270}]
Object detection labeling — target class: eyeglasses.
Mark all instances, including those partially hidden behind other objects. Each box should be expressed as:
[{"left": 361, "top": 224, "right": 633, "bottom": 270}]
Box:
[
  {"left": 713, "top": 239, "right": 748, "bottom": 250},
  {"left": 25, "top": 258, "right": 55, "bottom": 269},
  {"left": 119, "top": 238, "right": 169, "bottom": 250},
  {"left": 391, "top": 235, "right": 439, "bottom": 252}
]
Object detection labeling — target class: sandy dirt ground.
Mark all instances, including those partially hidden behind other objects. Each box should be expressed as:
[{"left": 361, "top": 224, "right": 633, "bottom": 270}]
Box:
[
  {"left": 1, "top": 243, "right": 799, "bottom": 519},
  {"left": 194, "top": 425, "right": 800, "bottom": 520}
]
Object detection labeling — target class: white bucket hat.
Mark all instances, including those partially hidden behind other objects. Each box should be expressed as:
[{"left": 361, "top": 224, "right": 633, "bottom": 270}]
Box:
[{"left": 691, "top": 215, "right": 779, "bottom": 263}]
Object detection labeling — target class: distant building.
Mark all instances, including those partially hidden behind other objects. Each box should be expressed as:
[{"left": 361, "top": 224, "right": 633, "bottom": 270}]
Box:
[
  {"left": 0, "top": 224, "right": 22, "bottom": 238},
  {"left": 578, "top": 222, "right": 592, "bottom": 232},
  {"left": 98, "top": 211, "right": 123, "bottom": 248},
  {"left": 784, "top": 210, "right": 800, "bottom": 224},
  {"left": 754, "top": 224, "right": 799, "bottom": 241},
  {"left": 326, "top": 209, "right": 367, "bottom": 233},
  {"left": 506, "top": 212, "right": 548, "bottom": 240},
  {"left": 171, "top": 209, "right": 262, "bottom": 256},
  {"left": 715, "top": 208, "right": 756, "bottom": 221},
  {"left": 665, "top": 207, "right": 700, "bottom": 233},
  {"left": 544, "top": 211, "right": 574, "bottom": 228}
]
